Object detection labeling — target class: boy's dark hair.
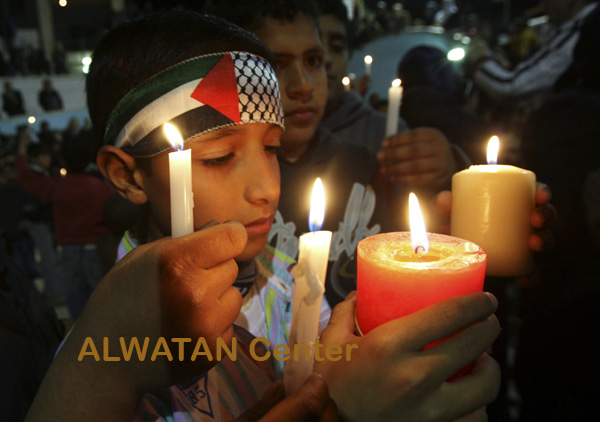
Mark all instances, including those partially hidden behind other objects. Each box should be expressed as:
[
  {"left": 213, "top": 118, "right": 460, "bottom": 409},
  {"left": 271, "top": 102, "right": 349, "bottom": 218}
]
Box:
[
  {"left": 205, "top": 0, "right": 320, "bottom": 33},
  {"left": 60, "top": 136, "right": 93, "bottom": 174},
  {"left": 86, "top": 10, "right": 272, "bottom": 150},
  {"left": 315, "top": 0, "right": 353, "bottom": 51}
]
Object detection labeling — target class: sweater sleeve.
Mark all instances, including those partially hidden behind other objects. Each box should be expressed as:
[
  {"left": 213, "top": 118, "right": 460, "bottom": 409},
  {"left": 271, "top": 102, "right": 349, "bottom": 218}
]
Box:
[
  {"left": 474, "top": 20, "right": 583, "bottom": 100},
  {"left": 15, "top": 154, "right": 60, "bottom": 203}
]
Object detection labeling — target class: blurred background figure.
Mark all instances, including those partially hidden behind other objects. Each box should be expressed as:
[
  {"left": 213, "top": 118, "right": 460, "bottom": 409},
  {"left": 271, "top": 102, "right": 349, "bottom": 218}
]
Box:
[
  {"left": 38, "top": 79, "right": 63, "bottom": 112},
  {"left": 2, "top": 80, "right": 25, "bottom": 117}
]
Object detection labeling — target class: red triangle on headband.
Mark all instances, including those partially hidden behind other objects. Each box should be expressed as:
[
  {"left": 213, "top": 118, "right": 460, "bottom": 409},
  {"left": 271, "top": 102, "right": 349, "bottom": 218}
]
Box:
[{"left": 190, "top": 53, "right": 240, "bottom": 122}]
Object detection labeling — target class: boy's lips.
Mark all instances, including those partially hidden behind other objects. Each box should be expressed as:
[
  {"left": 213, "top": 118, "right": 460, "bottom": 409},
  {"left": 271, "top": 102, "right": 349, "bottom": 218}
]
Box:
[
  {"left": 245, "top": 215, "right": 274, "bottom": 236},
  {"left": 286, "top": 106, "right": 317, "bottom": 124}
]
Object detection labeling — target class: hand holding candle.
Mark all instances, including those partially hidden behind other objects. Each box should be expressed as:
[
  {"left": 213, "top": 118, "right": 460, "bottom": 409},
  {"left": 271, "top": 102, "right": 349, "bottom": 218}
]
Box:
[
  {"left": 284, "top": 178, "right": 332, "bottom": 394},
  {"left": 385, "top": 79, "right": 403, "bottom": 137},
  {"left": 451, "top": 136, "right": 536, "bottom": 276},
  {"left": 164, "top": 123, "right": 194, "bottom": 238}
]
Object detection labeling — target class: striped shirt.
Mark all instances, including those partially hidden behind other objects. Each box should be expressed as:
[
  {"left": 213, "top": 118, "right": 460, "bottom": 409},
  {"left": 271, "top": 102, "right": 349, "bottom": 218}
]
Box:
[
  {"left": 474, "top": 3, "right": 597, "bottom": 101},
  {"left": 117, "top": 231, "right": 331, "bottom": 421}
]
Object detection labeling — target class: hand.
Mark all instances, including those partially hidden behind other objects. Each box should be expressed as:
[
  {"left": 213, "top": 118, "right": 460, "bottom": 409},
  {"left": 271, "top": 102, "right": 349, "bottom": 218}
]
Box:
[
  {"left": 358, "top": 74, "right": 371, "bottom": 98},
  {"left": 528, "top": 183, "right": 556, "bottom": 251},
  {"left": 235, "top": 375, "right": 338, "bottom": 422},
  {"left": 26, "top": 222, "right": 248, "bottom": 421},
  {"left": 377, "top": 127, "right": 456, "bottom": 191},
  {"left": 314, "top": 292, "right": 501, "bottom": 422},
  {"left": 433, "top": 182, "right": 556, "bottom": 251}
]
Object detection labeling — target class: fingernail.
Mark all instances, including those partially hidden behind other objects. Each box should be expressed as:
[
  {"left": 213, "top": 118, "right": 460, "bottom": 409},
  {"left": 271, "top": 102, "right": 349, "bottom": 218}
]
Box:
[
  {"left": 305, "top": 372, "right": 326, "bottom": 388},
  {"left": 345, "top": 291, "right": 357, "bottom": 301},
  {"left": 485, "top": 292, "right": 498, "bottom": 310}
]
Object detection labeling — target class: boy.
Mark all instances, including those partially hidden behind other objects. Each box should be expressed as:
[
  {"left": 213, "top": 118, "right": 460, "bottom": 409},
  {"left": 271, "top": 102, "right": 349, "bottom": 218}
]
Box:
[
  {"left": 89, "top": 10, "right": 500, "bottom": 422},
  {"left": 206, "top": 0, "right": 466, "bottom": 307}
]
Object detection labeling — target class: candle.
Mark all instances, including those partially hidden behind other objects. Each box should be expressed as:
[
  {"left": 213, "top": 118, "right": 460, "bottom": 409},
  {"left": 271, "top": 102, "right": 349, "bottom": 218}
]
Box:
[
  {"left": 386, "top": 78, "right": 403, "bottom": 137},
  {"left": 284, "top": 178, "right": 332, "bottom": 394},
  {"left": 451, "top": 136, "right": 536, "bottom": 276},
  {"left": 356, "top": 193, "right": 486, "bottom": 334},
  {"left": 342, "top": 76, "right": 351, "bottom": 92},
  {"left": 364, "top": 55, "right": 373, "bottom": 76},
  {"left": 164, "top": 123, "right": 194, "bottom": 238}
]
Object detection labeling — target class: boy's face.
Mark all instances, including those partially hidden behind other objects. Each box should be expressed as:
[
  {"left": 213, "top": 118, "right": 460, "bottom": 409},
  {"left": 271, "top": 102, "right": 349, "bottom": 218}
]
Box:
[
  {"left": 319, "top": 14, "right": 350, "bottom": 107},
  {"left": 141, "top": 123, "right": 281, "bottom": 261},
  {"left": 254, "top": 13, "right": 327, "bottom": 160}
]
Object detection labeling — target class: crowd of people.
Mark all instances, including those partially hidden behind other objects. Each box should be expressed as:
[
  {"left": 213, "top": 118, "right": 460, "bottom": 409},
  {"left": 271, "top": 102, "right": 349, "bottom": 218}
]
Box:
[
  {"left": 1, "top": 0, "right": 599, "bottom": 421},
  {"left": 1, "top": 78, "right": 65, "bottom": 119}
]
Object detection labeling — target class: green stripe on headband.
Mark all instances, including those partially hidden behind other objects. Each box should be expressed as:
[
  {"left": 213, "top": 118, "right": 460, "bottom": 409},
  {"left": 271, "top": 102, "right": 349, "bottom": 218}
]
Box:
[
  {"left": 103, "top": 52, "right": 284, "bottom": 157},
  {"left": 104, "top": 53, "right": 223, "bottom": 147}
]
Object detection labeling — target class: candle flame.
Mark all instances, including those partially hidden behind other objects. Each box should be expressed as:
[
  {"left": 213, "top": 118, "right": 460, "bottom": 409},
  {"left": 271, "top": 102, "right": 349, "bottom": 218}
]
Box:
[
  {"left": 364, "top": 55, "right": 373, "bottom": 64},
  {"left": 342, "top": 76, "right": 350, "bottom": 86},
  {"left": 164, "top": 122, "right": 184, "bottom": 151},
  {"left": 392, "top": 78, "right": 402, "bottom": 88},
  {"left": 409, "top": 192, "right": 429, "bottom": 254},
  {"left": 308, "top": 178, "right": 326, "bottom": 232},
  {"left": 487, "top": 136, "right": 499, "bottom": 165}
]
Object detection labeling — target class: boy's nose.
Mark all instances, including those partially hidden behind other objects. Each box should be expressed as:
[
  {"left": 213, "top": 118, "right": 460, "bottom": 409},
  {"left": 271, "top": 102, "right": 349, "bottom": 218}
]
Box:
[
  {"left": 246, "top": 153, "right": 280, "bottom": 205},
  {"left": 286, "top": 63, "right": 313, "bottom": 101}
]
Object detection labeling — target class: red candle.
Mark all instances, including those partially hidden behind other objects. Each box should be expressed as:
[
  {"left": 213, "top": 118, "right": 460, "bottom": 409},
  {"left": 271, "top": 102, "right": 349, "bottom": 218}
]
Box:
[
  {"left": 356, "top": 231, "right": 487, "bottom": 334},
  {"left": 357, "top": 193, "right": 487, "bottom": 381}
]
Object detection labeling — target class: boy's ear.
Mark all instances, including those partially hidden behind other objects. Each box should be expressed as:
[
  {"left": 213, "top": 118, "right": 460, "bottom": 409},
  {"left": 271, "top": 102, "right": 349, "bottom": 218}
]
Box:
[{"left": 97, "top": 145, "right": 148, "bottom": 205}]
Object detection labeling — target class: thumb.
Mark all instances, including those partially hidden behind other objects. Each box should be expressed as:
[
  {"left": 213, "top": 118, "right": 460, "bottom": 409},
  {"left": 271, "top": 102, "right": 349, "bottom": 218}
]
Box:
[
  {"left": 259, "top": 374, "right": 331, "bottom": 422},
  {"left": 319, "top": 291, "right": 358, "bottom": 345}
]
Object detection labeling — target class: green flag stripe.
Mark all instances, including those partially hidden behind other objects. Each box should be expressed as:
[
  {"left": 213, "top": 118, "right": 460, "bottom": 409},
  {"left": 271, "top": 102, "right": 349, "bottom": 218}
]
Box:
[{"left": 104, "top": 53, "right": 225, "bottom": 145}]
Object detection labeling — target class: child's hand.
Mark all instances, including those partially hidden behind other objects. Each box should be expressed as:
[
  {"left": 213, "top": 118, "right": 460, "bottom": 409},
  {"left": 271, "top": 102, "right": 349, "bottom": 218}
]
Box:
[
  {"left": 314, "top": 291, "right": 501, "bottom": 422},
  {"left": 377, "top": 127, "right": 456, "bottom": 192},
  {"left": 433, "top": 182, "right": 556, "bottom": 252}
]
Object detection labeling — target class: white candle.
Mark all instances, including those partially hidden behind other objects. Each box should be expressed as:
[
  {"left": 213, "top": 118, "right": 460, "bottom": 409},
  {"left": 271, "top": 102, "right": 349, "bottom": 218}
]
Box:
[
  {"left": 164, "top": 123, "right": 194, "bottom": 238},
  {"left": 284, "top": 178, "right": 332, "bottom": 394},
  {"left": 342, "top": 76, "right": 351, "bottom": 92},
  {"left": 451, "top": 136, "right": 536, "bottom": 276},
  {"left": 364, "top": 55, "right": 373, "bottom": 76},
  {"left": 386, "top": 79, "right": 403, "bottom": 137}
]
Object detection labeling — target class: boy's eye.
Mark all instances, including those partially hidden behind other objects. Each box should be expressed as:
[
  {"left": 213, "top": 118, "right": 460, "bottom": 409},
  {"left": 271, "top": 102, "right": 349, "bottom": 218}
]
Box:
[
  {"left": 201, "top": 153, "right": 235, "bottom": 167},
  {"left": 306, "top": 54, "right": 324, "bottom": 69},
  {"left": 330, "top": 42, "right": 346, "bottom": 55},
  {"left": 265, "top": 145, "right": 281, "bottom": 155}
]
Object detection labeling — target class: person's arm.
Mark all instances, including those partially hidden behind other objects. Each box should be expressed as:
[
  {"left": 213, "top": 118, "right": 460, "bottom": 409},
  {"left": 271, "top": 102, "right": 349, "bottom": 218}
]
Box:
[
  {"left": 25, "top": 222, "right": 248, "bottom": 421},
  {"left": 314, "top": 291, "right": 501, "bottom": 421},
  {"left": 472, "top": 26, "right": 580, "bottom": 100},
  {"left": 26, "top": 222, "right": 337, "bottom": 422}
]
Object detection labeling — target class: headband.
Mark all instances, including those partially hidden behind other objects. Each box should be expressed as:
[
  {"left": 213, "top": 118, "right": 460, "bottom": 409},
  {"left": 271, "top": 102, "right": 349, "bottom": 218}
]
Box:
[{"left": 104, "top": 51, "right": 284, "bottom": 157}]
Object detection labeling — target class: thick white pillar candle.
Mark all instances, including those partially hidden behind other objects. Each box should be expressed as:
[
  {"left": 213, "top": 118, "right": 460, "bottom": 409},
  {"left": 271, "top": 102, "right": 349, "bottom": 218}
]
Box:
[
  {"left": 386, "top": 79, "right": 403, "bottom": 137},
  {"left": 451, "top": 137, "right": 536, "bottom": 276},
  {"left": 164, "top": 123, "right": 194, "bottom": 238},
  {"left": 284, "top": 178, "right": 332, "bottom": 394}
]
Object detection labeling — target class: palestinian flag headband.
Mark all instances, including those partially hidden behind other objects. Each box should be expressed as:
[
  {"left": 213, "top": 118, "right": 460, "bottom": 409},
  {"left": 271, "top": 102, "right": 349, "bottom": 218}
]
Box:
[{"left": 104, "top": 51, "right": 284, "bottom": 157}]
